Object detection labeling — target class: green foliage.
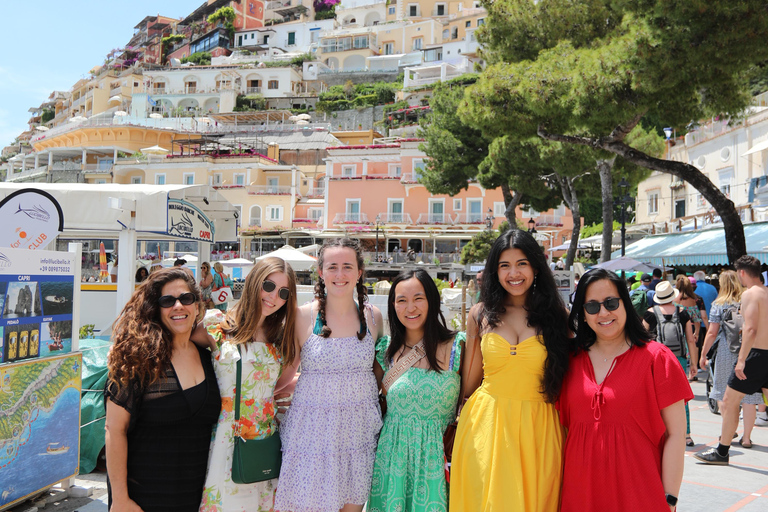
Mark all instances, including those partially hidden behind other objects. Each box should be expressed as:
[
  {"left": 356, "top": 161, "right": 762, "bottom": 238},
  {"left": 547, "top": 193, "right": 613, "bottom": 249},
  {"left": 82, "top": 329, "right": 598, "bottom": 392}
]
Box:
[
  {"left": 460, "top": 223, "right": 509, "bottom": 264},
  {"left": 433, "top": 278, "right": 452, "bottom": 296},
  {"left": 383, "top": 101, "right": 409, "bottom": 114},
  {"left": 580, "top": 221, "right": 620, "bottom": 240},
  {"left": 352, "top": 94, "right": 377, "bottom": 108},
  {"left": 315, "top": 7, "right": 336, "bottom": 20},
  {"left": 373, "top": 82, "right": 396, "bottom": 104},
  {"left": 79, "top": 324, "right": 95, "bottom": 339},
  {"left": 290, "top": 52, "right": 315, "bottom": 67},
  {"left": 234, "top": 93, "right": 267, "bottom": 112},
  {"left": 41, "top": 108, "right": 54, "bottom": 124},
  {"left": 181, "top": 51, "right": 212, "bottom": 66},
  {"left": 207, "top": 6, "right": 236, "bottom": 24},
  {"left": 316, "top": 82, "right": 398, "bottom": 113}
]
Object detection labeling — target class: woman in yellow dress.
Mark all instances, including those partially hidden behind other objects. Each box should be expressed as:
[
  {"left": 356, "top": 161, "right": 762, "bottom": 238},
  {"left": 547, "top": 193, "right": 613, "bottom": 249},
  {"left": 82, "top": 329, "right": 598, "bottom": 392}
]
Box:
[{"left": 450, "top": 229, "right": 570, "bottom": 511}]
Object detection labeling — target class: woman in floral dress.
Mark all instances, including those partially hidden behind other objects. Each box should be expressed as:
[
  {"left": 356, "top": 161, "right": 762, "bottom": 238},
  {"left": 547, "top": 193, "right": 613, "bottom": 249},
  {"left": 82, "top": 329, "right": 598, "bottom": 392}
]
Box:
[
  {"left": 369, "top": 269, "right": 464, "bottom": 512},
  {"left": 196, "top": 257, "right": 299, "bottom": 512}
]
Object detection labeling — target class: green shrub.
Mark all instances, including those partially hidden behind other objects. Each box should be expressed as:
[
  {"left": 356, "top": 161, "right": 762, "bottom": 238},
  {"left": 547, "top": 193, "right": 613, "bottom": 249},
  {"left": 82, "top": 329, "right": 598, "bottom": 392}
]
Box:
[{"left": 181, "top": 51, "right": 212, "bottom": 66}]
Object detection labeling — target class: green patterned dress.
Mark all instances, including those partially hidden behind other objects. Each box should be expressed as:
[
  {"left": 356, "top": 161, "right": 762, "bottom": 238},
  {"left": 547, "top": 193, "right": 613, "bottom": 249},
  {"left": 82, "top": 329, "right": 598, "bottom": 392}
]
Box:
[{"left": 368, "top": 333, "right": 464, "bottom": 512}]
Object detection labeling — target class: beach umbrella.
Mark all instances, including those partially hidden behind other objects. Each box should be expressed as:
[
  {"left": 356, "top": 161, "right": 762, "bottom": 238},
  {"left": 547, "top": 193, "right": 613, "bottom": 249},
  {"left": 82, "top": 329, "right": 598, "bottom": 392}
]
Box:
[
  {"left": 36, "top": 126, "right": 50, "bottom": 131},
  {"left": 99, "top": 242, "right": 109, "bottom": 282},
  {"left": 296, "top": 113, "right": 311, "bottom": 120},
  {"left": 113, "top": 111, "right": 128, "bottom": 117},
  {"left": 149, "top": 113, "right": 163, "bottom": 119},
  {"left": 591, "top": 256, "right": 662, "bottom": 274},
  {"left": 140, "top": 145, "right": 170, "bottom": 155},
  {"left": 69, "top": 116, "right": 87, "bottom": 123}
]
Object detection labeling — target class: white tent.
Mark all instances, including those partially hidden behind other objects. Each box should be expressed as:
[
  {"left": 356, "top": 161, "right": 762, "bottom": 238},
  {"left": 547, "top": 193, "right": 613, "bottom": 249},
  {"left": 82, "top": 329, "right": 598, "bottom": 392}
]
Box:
[{"left": 256, "top": 245, "right": 317, "bottom": 271}]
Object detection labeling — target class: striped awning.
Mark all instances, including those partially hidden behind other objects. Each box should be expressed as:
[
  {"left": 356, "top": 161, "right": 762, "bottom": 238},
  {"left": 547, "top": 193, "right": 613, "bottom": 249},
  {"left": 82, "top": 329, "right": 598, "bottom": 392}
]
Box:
[{"left": 612, "top": 221, "right": 768, "bottom": 265}]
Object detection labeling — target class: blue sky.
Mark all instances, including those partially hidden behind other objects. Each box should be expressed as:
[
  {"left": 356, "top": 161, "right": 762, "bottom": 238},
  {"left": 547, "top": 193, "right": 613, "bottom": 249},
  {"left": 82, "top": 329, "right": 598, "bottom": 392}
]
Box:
[{"left": 0, "top": 0, "right": 198, "bottom": 148}]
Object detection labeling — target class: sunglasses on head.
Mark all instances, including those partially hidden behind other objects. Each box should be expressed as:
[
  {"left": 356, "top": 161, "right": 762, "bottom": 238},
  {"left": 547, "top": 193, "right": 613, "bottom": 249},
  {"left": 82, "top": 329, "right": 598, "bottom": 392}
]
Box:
[
  {"left": 159, "top": 292, "right": 196, "bottom": 308},
  {"left": 584, "top": 297, "right": 621, "bottom": 315},
  {"left": 263, "top": 279, "right": 290, "bottom": 300}
]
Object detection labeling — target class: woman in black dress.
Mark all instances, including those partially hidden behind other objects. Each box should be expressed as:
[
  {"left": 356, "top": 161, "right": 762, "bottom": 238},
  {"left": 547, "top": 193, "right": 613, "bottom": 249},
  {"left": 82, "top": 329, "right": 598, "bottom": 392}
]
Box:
[{"left": 105, "top": 268, "right": 221, "bottom": 512}]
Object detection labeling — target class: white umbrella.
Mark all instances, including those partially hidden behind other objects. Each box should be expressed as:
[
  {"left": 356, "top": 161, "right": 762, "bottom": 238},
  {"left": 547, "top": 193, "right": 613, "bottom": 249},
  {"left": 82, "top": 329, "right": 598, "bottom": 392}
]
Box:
[
  {"left": 549, "top": 241, "right": 591, "bottom": 252},
  {"left": 256, "top": 245, "right": 317, "bottom": 271},
  {"left": 591, "top": 256, "right": 661, "bottom": 274},
  {"left": 36, "top": 126, "right": 49, "bottom": 131},
  {"left": 296, "top": 120, "right": 309, "bottom": 125},
  {"left": 218, "top": 258, "right": 254, "bottom": 266},
  {"left": 149, "top": 113, "right": 163, "bottom": 119},
  {"left": 296, "top": 113, "right": 311, "bottom": 121},
  {"left": 288, "top": 115, "right": 299, "bottom": 122},
  {"left": 140, "top": 145, "right": 170, "bottom": 155},
  {"left": 69, "top": 116, "right": 86, "bottom": 123},
  {"left": 113, "top": 111, "right": 128, "bottom": 117}
]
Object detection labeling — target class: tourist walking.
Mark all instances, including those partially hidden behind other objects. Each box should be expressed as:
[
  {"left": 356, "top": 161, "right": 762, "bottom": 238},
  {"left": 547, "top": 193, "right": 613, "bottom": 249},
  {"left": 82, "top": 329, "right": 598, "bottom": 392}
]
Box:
[
  {"left": 696, "top": 256, "right": 768, "bottom": 465},
  {"left": 199, "top": 262, "right": 214, "bottom": 309},
  {"left": 196, "top": 257, "right": 299, "bottom": 512},
  {"left": 699, "top": 270, "right": 763, "bottom": 449},
  {"left": 275, "top": 238, "right": 383, "bottom": 512},
  {"left": 560, "top": 269, "right": 692, "bottom": 511},
  {"left": 368, "top": 269, "right": 464, "bottom": 512},
  {"left": 105, "top": 268, "right": 221, "bottom": 512},
  {"left": 449, "top": 229, "right": 570, "bottom": 512}
]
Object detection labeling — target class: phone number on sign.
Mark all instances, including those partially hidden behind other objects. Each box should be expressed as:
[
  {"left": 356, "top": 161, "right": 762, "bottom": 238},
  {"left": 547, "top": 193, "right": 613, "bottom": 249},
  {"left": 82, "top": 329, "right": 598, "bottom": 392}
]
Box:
[{"left": 39, "top": 265, "right": 71, "bottom": 273}]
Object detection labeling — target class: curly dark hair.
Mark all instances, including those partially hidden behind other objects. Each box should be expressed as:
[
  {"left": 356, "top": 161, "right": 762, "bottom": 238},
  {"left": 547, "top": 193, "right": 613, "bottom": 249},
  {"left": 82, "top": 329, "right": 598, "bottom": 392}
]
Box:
[
  {"left": 314, "top": 238, "right": 368, "bottom": 340},
  {"left": 108, "top": 268, "right": 203, "bottom": 394},
  {"left": 568, "top": 268, "right": 650, "bottom": 352},
  {"left": 386, "top": 269, "right": 456, "bottom": 372},
  {"left": 480, "top": 229, "right": 570, "bottom": 403}
]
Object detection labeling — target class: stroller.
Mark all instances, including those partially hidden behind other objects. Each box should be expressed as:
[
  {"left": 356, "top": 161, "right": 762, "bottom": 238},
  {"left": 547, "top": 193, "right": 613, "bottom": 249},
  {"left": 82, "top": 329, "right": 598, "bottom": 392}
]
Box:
[{"left": 704, "top": 341, "right": 719, "bottom": 414}]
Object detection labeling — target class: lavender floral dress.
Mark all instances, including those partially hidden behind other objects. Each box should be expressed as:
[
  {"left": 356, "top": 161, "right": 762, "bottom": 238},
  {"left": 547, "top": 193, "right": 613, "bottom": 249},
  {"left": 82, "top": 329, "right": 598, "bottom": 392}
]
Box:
[{"left": 274, "top": 312, "right": 382, "bottom": 512}]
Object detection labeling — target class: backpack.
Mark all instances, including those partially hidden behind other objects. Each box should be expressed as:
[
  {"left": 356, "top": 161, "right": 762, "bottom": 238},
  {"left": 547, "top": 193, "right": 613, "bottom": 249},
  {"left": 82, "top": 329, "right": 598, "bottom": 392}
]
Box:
[
  {"left": 630, "top": 290, "right": 648, "bottom": 318},
  {"left": 652, "top": 305, "right": 687, "bottom": 358},
  {"left": 719, "top": 303, "right": 744, "bottom": 354}
]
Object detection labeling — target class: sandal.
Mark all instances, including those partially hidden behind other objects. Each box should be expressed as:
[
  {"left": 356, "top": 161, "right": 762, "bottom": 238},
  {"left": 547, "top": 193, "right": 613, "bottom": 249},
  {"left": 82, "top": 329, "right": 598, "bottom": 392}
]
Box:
[
  {"left": 739, "top": 437, "right": 753, "bottom": 449},
  {"left": 686, "top": 436, "right": 695, "bottom": 447}
]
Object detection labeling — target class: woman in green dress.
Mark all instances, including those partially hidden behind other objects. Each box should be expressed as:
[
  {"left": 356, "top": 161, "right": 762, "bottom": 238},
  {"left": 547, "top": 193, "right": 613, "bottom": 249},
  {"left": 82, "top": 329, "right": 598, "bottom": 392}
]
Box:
[{"left": 369, "top": 269, "right": 465, "bottom": 512}]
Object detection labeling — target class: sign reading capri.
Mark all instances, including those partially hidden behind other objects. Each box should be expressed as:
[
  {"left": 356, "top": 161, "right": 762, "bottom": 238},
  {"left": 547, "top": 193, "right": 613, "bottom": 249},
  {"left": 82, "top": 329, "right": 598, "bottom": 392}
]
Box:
[{"left": 167, "top": 199, "right": 215, "bottom": 243}]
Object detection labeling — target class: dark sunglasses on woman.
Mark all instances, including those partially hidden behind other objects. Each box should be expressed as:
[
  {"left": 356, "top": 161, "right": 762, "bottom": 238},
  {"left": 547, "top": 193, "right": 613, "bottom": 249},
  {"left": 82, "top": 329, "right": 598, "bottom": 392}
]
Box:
[
  {"left": 584, "top": 297, "right": 621, "bottom": 315},
  {"left": 263, "top": 279, "right": 290, "bottom": 300},
  {"left": 159, "top": 292, "right": 196, "bottom": 308}
]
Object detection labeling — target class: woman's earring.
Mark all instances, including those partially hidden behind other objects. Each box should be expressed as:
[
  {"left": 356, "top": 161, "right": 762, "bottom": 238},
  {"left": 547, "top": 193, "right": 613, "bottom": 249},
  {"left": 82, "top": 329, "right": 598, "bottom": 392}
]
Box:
[{"left": 533, "top": 274, "right": 538, "bottom": 291}]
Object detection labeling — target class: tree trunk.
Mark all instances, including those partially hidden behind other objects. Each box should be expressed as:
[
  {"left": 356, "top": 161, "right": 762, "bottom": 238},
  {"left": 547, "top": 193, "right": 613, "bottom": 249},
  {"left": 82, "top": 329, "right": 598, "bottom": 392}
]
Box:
[
  {"left": 501, "top": 182, "right": 522, "bottom": 228},
  {"left": 537, "top": 128, "right": 747, "bottom": 263},
  {"left": 597, "top": 158, "right": 616, "bottom": 263},
  {"left": 556, "top": 174, "right": 582, "bottom": 269}
]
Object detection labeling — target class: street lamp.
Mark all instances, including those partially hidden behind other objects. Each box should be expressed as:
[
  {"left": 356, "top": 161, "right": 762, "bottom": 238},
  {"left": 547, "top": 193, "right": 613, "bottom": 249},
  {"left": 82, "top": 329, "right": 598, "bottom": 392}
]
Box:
[
  {"left": 375, "top": 214, "right": 382, "bottom": 262},
  {"left": 527, "top": 218, "right": 537, "bottom": 234},
  {"left": 485, "top": 207, "right": 494, "bottom": 231},
  {"left": 616, "top": 177, "right": 634, "bottom": 257}
]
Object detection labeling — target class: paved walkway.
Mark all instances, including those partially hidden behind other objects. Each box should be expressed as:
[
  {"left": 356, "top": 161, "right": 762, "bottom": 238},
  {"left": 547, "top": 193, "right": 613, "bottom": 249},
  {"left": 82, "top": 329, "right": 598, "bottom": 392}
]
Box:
[{"left": 7, "top": 374, "right": 768, "bottom": 512}]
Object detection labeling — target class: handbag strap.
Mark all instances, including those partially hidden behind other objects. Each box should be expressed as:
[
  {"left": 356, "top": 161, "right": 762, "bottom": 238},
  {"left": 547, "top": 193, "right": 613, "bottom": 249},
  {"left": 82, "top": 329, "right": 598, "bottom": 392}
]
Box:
[
  {"left": 234, "top": 346, "right": 243, "bottom": 437},
  {"left": 382, "top": 339, "right": 426, "bottom": 394}
]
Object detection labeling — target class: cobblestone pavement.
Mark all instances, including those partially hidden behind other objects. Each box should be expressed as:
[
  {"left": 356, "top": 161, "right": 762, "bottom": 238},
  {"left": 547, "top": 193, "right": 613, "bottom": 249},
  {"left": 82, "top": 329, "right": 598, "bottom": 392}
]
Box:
[{"left": 6, "top": 371, "right": 768, "bottom": 512}]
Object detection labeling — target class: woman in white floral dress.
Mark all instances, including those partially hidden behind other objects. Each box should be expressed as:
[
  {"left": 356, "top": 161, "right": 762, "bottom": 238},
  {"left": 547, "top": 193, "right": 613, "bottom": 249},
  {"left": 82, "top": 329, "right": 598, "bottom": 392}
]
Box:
[{"left": 196, "top": 257, "right": 299, "bottom": 512}]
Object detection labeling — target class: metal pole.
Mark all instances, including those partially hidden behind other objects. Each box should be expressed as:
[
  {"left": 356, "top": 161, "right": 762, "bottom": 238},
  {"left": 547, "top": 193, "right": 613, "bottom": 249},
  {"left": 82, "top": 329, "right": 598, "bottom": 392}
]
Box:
[
  {"left": 375, "top": 224, "right": 379, "bottom": 261},
  {"left": 621, "top": 198, "right": 626, "bottom": 257}
]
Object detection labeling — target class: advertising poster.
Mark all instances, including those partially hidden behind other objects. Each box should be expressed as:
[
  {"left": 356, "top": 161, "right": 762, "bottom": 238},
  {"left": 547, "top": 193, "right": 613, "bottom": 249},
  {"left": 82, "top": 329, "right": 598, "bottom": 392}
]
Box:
[
  {"left": 553, "top": 270, "right": 575, "bottom": 306},
  {"left": 0, "top": 247, "right": 80, "bottom": 510}
]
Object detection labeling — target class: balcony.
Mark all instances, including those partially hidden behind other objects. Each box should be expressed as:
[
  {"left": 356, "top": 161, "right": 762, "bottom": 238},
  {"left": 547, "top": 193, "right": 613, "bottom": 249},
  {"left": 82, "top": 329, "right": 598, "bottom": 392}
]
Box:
[
  {"left": 431, "top": 7, "right": 448, "bottom": 16},
  {"left": 151, "top": 87, "right": 167, "bottom": 94},
  {"left": 416, "top": 213, "right": 453, "bottom": 225},
  {"left": 306, "top": 182, "right": 325, "bottom": 198},
  {"left": 400, "top": 173, "right": 422, "bottom": 184},
  {"left": 246, "top": 87, "right": 262, "bottom": 94},
  {"left": 185, "top": 86, "right": 198, "bottom": 94},
  {"left": 71, "top": 96, "right": 84, "bottom": 108},
  {"left": 453, "top": 213, "right": 486, "bottom": 225},
  {"left": 532, "top": 215, "right": 564, "bottom": 227},
  {"left": 247, "top": 184, "right": 292, "bottom": 195},
  {"left": 248, "top": 218, "right": 262, "bottom": 228},
  {"left": 377, "top": 212, "right": 413, "bottom": 224},
  {"left": 333, "top": 212, "right": 370, "bottom": 225},
  {"left": 292, "top": 217, "right": 322, "bottom": 227}
]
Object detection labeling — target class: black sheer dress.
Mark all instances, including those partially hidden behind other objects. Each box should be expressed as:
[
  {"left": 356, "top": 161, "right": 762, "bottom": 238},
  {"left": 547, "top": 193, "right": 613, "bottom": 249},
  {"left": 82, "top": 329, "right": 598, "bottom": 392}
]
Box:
[{"left": 106, "top": 344, "right": 221, "bottom": 512}]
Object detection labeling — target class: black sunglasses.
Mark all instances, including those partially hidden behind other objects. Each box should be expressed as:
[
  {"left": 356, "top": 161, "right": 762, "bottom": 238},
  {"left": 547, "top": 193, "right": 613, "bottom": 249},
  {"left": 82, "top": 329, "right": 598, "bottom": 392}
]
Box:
[
  {"left": 158, "top": 292, "right": 196, "bottom": 308},
  {"left": 263, "top": 279, "right": 290, "bottom": 301},
  {"left": 584, "top": 297, "right": 621, "bottom": 315}
]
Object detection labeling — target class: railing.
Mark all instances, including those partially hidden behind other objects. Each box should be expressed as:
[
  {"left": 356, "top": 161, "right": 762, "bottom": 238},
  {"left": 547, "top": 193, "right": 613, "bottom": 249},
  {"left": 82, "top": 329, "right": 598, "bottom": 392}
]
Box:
[
  {"left": 151, "top": 87, "right": 167, "bottom": 94},
  {"left": 306, "top": 183, "right": 325, "bottom": 197},
  {"left": 332, "top": 212, "right": 371, "bottom": 225},
  {"left": 363, "top": 251, "right": 460, "bottom": 265},
  {"left": 248, "top": 184, "right": 293, "bottom": 195},
  {"left": 376, "top": 213, "right": 413, "bottom": 224},
  {"left": 248, "top": 218, "right": 262, "bottom": 228},
  {"left": 400, "top": 173, "right": 422, "bottom": 184},
  {"left": 453, "top": 213, "right": 486, "bottom": 225},
  {"left": 416, "top": 213, "right": 453, "bottom": 225},
  {"left": 246, "top": 87, "right": 262, "bottom": 94},
  {"left": 71, "top": 97, "right": 84, "bottom": 108},
  {"left": 185, "top": 87, "right": 198, "bottom": 93},
  {"left": 292, "top": 217, "right": 322, "bottom": 226},
  {"left": 532, "top": 215, "right": 564, "bottom": 227}
]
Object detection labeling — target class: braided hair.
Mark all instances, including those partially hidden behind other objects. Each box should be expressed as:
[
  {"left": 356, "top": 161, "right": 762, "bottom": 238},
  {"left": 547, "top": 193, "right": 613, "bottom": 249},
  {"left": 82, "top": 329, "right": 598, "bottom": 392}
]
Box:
[{"left": 314, "top": 238, "right": 368, "bottom": 340}]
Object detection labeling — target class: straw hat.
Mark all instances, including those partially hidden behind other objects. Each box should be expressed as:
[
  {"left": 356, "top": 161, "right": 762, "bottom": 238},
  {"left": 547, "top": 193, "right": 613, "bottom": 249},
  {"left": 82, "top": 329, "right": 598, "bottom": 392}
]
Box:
[{"left": 653, "top": 281, "right": 680, "bottom": 304}]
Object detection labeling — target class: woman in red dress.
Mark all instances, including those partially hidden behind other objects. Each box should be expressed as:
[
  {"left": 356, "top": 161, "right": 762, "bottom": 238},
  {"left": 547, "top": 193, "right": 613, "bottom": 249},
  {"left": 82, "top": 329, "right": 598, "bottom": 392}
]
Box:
[{"left": 560, "top": 269, "right": 693, "bottom": 511}]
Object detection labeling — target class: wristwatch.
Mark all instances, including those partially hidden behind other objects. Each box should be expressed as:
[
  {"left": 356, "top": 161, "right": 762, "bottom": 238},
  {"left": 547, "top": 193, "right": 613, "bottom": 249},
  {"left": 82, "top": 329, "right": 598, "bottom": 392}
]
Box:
[{"left": 665, "top": 494, "right": 678, "bottom": 507}]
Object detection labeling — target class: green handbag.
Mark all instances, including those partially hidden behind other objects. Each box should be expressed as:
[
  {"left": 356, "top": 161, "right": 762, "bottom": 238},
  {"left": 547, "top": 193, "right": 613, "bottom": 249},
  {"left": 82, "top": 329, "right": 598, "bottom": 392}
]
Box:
[{"left": 231, "top": 349, "right": 282, "bottom": 484}]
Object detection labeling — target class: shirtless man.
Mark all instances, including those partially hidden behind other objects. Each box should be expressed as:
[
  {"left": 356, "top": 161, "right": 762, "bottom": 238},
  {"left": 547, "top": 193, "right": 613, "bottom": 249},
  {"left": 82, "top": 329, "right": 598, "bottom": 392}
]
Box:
[{"left": 695, "top": 256, "right": 768, "bottom": 465}]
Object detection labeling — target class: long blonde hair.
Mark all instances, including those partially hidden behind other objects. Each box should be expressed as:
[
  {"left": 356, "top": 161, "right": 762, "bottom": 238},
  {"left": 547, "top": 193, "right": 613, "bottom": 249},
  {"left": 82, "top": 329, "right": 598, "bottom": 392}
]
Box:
[
  {"left": 713, "top": 270, "right": 742, "bottom": 305},
  {"left": 221, "top": 257, "right": 298, "bottom": 365}
]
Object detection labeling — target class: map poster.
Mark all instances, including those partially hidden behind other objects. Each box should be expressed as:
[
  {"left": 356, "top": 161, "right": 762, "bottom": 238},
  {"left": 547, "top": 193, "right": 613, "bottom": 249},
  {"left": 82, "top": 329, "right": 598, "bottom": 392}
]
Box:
[
  {"left": 0, "top": 248, "right": 76, "bottom": 364},
  {"left": 0, "top": 353, "right": 82, "bottom": 509}
]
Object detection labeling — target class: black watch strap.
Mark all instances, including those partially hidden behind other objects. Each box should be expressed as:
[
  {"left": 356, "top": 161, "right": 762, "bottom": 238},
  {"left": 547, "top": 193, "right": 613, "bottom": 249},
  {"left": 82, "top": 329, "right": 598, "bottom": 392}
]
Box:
[{"left": 665, "top": 494, "right": 678, "bottom": 507}]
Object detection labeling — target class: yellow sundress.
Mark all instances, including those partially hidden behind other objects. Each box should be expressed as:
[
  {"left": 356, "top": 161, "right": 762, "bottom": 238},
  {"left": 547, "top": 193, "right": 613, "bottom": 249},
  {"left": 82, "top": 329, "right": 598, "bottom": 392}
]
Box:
[{"left": 449, "top": 333, "right": 564, "bottom": 511}]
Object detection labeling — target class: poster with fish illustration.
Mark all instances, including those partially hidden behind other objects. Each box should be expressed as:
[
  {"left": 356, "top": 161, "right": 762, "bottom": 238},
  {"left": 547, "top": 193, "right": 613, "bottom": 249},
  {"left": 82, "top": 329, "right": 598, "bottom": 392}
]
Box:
[
  {"left": 0, "top": 188, "right": 63, "bottom": 251},
  {"left": 167, "top": 198, "right": 215, "bottom": 242}
]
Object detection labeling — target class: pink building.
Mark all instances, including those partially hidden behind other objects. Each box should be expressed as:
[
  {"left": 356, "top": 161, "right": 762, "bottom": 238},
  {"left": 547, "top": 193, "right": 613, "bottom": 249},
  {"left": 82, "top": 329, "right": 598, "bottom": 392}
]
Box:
[{"left": 322, "top": 139, "right": 579, "bottom": 262}]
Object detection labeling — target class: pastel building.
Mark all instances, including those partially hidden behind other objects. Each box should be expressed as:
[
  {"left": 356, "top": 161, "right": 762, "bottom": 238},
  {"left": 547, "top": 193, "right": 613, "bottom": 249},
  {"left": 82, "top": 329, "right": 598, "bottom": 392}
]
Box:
[
  {"left": 233, "top": 18, "right": 335, "bottom": 53},
  {"left": 322, "top": 138, "right": 578, "bottom": 260}
]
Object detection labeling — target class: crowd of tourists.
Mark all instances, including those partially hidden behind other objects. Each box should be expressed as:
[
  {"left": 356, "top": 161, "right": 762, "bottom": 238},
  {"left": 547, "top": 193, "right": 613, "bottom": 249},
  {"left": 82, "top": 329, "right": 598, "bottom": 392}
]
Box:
[{"left": 102, "top": 232, "right": 768, "bottom": 512}]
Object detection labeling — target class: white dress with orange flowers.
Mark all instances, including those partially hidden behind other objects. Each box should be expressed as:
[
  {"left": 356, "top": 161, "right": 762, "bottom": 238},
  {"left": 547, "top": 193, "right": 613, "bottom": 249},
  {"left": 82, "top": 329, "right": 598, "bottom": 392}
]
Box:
[{"left": 199, "top": 310, "right": 283, "bottom": 512}]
